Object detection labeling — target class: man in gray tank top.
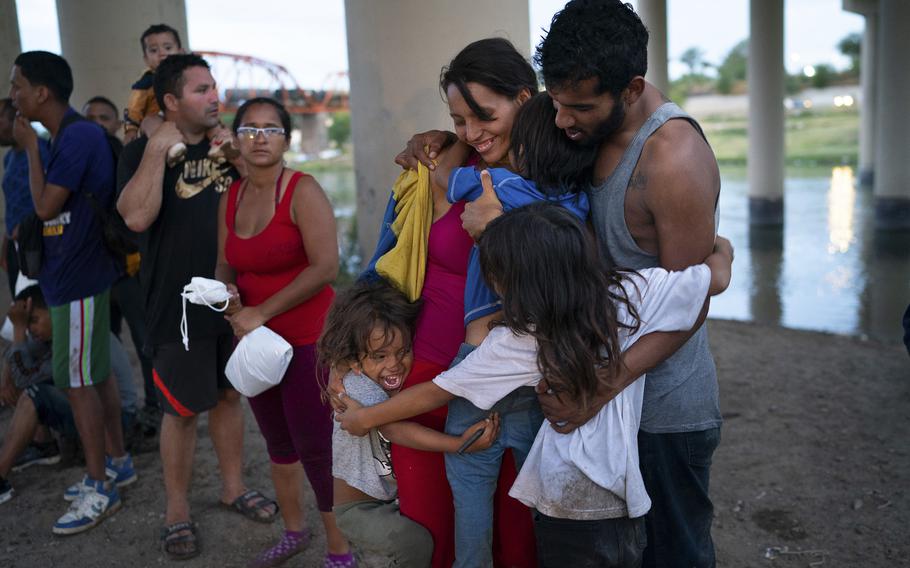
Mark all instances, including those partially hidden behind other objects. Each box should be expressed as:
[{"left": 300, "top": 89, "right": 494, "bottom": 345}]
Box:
[
  {"left": 463, "top": 1, "right": 723, "bottom": 566},
  {"left": 538, "top": 2, "right": 722, "bottom": 567}
]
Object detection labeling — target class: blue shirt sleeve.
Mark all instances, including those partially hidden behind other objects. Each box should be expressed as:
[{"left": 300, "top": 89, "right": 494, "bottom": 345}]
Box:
[
  {"left": 46, "top": 122, "right": 105, "bottom": 194},
  {"left": 447, "top": 166, "right": 483, "bottom": 203}
]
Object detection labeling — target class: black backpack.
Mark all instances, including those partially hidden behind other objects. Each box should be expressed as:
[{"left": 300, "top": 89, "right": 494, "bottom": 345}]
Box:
[{"left": 16, "top": 113, "right": 137, "bottom": 278}]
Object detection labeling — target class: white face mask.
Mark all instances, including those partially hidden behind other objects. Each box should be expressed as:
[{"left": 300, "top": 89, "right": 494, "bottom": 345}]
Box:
[{"left": 180, "top": 277, "right": 233, "bottom": 350}]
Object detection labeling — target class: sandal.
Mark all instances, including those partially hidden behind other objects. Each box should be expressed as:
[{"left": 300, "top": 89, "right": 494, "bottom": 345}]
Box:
[
  {"left": 248, "top": 529, "right": 312, "bottom": 568},
  {"left": 224, "top": 489, "right": 279, "bottom": 523},
  {"left": 160, "top": 521, "right": 200, "bottom": 561}
]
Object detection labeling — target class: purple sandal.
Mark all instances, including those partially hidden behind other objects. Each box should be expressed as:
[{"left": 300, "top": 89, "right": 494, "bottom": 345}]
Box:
[
  {"left": 324, "top": 551, "right": 357, "bottom": 568},
  {"left": 248, "top": 529, "right": 312, "bottom": 568}
]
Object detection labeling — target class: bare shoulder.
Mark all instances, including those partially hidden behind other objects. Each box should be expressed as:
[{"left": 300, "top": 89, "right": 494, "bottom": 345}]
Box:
[
  {"left": 291, "top": 171, "right": 328, "bottom": 201},
  {"left": 639, "top": 118, "right": 719, "bottom": 200}
]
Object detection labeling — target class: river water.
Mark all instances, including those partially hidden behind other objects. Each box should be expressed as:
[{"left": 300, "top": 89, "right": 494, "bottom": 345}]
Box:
[{"left": 318, "top": 165, "right": 910, "bottom": 345}]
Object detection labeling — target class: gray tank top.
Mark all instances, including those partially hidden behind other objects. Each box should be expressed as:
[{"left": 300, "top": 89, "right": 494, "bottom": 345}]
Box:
[{"left": 588, "top": 102, "right": 721, "bottom": 433}]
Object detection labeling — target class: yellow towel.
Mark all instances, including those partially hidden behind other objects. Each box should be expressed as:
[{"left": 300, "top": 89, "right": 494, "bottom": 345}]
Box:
[{"left": 375, "top": 163, "right": 434, "bottom": 302}]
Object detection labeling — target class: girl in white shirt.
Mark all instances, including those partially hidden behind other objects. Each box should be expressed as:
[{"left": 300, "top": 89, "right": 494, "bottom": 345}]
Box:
[{"left": 338, "top": 203, "right": 733, "bottom": 567}]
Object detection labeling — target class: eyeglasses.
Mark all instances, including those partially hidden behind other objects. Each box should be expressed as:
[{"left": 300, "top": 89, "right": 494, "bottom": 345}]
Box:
[{"left": 236, "top": 126, "right": 286, "bottom": 140}]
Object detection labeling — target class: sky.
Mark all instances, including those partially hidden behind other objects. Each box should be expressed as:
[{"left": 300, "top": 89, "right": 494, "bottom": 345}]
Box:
[{"left": 16, "top": 0, "right": 863, "bottom": 90}]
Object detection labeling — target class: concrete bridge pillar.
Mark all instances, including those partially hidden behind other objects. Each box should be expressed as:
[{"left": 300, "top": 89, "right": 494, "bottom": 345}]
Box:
[
  {"left": 0, "top": 0, "right": 21, "bottom": 189},
  {"left": 872, "top": 0, "right": 910, "bottom": 229},
  {"left": 55, "top": 0, "right": 187, "bottom": 116},
  {"left": 344, "top": 0, "right": 529, "bottom": 261},
  {"left": 747, "top": 0, "right": 785, "bottom": 226},
  {"left": 844, "top": 0, "right": 879, "bottom": 187},
  {"left": 295, "top": 113, "right": 329, "bottom": 155},
  {"left": 638, "top": 0, "right": 669, "bottom": 95}
]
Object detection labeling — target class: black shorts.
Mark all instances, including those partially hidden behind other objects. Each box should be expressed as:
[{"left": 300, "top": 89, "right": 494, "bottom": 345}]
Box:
[{"left": 152, "top": 335, "right": 234, "bottom": 416}]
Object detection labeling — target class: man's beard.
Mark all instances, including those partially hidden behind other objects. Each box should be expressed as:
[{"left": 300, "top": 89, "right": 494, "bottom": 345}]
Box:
[{"left": 581, "top": 101, "right": 626, "bottom": 147}]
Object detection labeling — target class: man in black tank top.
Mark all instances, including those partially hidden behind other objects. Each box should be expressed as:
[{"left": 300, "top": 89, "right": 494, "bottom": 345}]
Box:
[{"left": 463, "top": 2, "right": 723, "bottom": 567}]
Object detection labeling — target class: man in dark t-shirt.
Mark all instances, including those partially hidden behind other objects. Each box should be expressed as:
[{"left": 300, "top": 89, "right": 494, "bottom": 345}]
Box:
[
  {"left": 117, "top": 53, "right": 274, "bottom": 559},
  {"left": 9, "top": 51, "right": 129, "bottom": 536}
]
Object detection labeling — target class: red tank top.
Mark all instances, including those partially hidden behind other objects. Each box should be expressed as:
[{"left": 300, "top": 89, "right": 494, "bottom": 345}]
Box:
[
  {"left": 411, "top": 201, "right": 474, "bottom": 366},
  {"left": 225, "top": 170, "right": 335, "bottom": 346}
]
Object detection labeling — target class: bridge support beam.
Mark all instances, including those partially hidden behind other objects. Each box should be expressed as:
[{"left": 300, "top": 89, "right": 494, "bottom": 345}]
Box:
[
  {"left": 843, "top": 0, "right": 879, "bottom": 187},
  {"left": 55, "top": 0, "right": 188, "bottom": 115},
  {"left": 0, "top": 0, "right": 21, "bottom": 191},
  {"left": 872, "top": 0, "right": 910, "bottom": 229},
  {"left": 638, "top": 0, "right": 669, "bottom": 95},
  {"left": 344, "top": 0, "right": 529, "bottom": 262},
  {"left": 747, "top": 0, "right": 786, "bottom": 226}
]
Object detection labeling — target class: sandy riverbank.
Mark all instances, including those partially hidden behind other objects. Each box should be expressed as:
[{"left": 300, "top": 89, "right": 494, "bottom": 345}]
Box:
[{"left": 0, "top": 318, "right": 907, "bottom": 567}]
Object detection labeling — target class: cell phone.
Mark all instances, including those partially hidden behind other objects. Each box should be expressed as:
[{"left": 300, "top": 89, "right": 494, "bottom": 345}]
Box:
[{"left": 456, "top": 427, "right": 485, "bottom": 455}]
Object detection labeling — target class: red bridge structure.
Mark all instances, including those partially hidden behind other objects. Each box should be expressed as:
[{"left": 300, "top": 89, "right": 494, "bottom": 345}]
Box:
[{"left": 196, "top": 51, "right": 349, "bottom": 114}]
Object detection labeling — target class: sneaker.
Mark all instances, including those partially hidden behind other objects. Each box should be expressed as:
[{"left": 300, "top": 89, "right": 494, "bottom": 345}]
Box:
[
  {"left": 12, "top": 441, "right": 61, "bottom": 472},
  {"left": 106, "top": 453, "right": 138, "bottom": 488},
  {"left": 0, "top": 477, "right": 13, "bottom": 505},
  {"left": 52, "top": 477, "right": 121, "bottom": 535},
  {"left": 63, "top": 454, "right": 137, "bottom": 501}
]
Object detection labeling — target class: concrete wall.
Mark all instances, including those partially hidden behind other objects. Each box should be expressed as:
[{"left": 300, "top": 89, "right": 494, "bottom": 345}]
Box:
[
  {"left": 56, "top": 0, "right": 187, "bottom": 116},
  {"left": 344, "top": 0, "right": 530, "bottom": 262},
  {"left": 0, "top": 0, "right": 21, "bottom": 186}
]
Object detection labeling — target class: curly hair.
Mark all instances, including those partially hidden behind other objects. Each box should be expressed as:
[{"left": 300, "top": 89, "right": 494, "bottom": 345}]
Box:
[
  {"left": 316, "top": 279, "right": 421, "bottom": 372},
  {"left": 478, "top": 203, "right": 639, "bottom": 409},
  {"left": 440, "top": 37, "right": 539, "bottom": 121},
  {"left": 535, "top": 0, "right": 649, "bottom": 96}
]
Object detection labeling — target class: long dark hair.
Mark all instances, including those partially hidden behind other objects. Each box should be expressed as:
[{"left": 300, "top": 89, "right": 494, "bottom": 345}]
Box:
[
  {"left": 509, "top": 92, "right": 597, "bottom": 194},
  {"left": 478, "top": 203, "right": 639, "bottom": 408},
  {"left": 440, "top": 37, "right": 538, "bottom": 121}
]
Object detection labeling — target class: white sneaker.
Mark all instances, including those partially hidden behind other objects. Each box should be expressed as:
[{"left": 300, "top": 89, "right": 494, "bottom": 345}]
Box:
[{"left": 52, "top": 478, "right": 121, "bottom": 535}]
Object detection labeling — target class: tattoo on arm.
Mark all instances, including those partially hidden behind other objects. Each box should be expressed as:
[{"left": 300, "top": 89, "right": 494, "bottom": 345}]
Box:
[{"left": 630, "top": 170, "right": 648, "bottom": 191}]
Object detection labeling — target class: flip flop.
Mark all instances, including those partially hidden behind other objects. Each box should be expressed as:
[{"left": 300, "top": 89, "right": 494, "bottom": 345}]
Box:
[
  {"left": 224, "top": 489, "right": 279, "bottom": 524},
  {"left": 160, "top": 521, "right": 200, "bottom": 561}
]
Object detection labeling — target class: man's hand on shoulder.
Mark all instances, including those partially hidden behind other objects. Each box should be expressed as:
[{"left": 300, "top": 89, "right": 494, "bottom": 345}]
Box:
[{"left": 147, "top": 121, "right": 185, "bottom": 155}]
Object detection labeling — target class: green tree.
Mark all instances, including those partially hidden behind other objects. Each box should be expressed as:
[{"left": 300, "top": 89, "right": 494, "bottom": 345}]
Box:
[
  {"left": 838, "top": 32, "right": 861, "bottom": 75},
  {"left": 716, "top": 39, "right": 748, "bottom": 94},
  {"left": 680, "top": 46, "right": 705, "bottom": 76},
  {"left": 327, "top": 111, "right": 351, "bottom": 148},
  {"left": 811, "top": 64, "right": 834, "bottom": 89}
]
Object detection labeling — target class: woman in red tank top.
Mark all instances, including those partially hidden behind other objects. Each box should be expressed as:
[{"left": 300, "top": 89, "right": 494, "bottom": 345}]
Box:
[{"left": 215, "top": 98, "right": 353, "bottom": 568}]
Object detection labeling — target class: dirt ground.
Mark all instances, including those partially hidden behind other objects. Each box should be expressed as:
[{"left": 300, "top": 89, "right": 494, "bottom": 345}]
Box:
[{"left": 0, "top": 318, "right": 907, "bottom": 568}]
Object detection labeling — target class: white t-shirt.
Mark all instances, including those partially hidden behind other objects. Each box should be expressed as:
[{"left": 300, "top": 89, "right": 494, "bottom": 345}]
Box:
[{"left": 433, "top": 265, "right": 711, "bottom": 520}]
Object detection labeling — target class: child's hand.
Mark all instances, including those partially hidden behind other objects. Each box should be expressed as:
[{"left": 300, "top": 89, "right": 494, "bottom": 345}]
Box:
[
  {"left": 327, "top": 366, "right": 350, "bottom": 412},
  {"left": 461, "top": 170, "right": 503, "bottom": 240},
  {"left": 7, "top": 299, "right": 29, "bottom": 330},
  {"left": 707, "top": 235, "right": 734, "bottom": 296},
  {"left": 713, "top": 235, "right": 734, "bottom": 260},
  {"left": 337, "top": 395, "right": 369, "bottom": 437},
  {"left": 459, "top": 412, "right": 500, "bottom": 453}
]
